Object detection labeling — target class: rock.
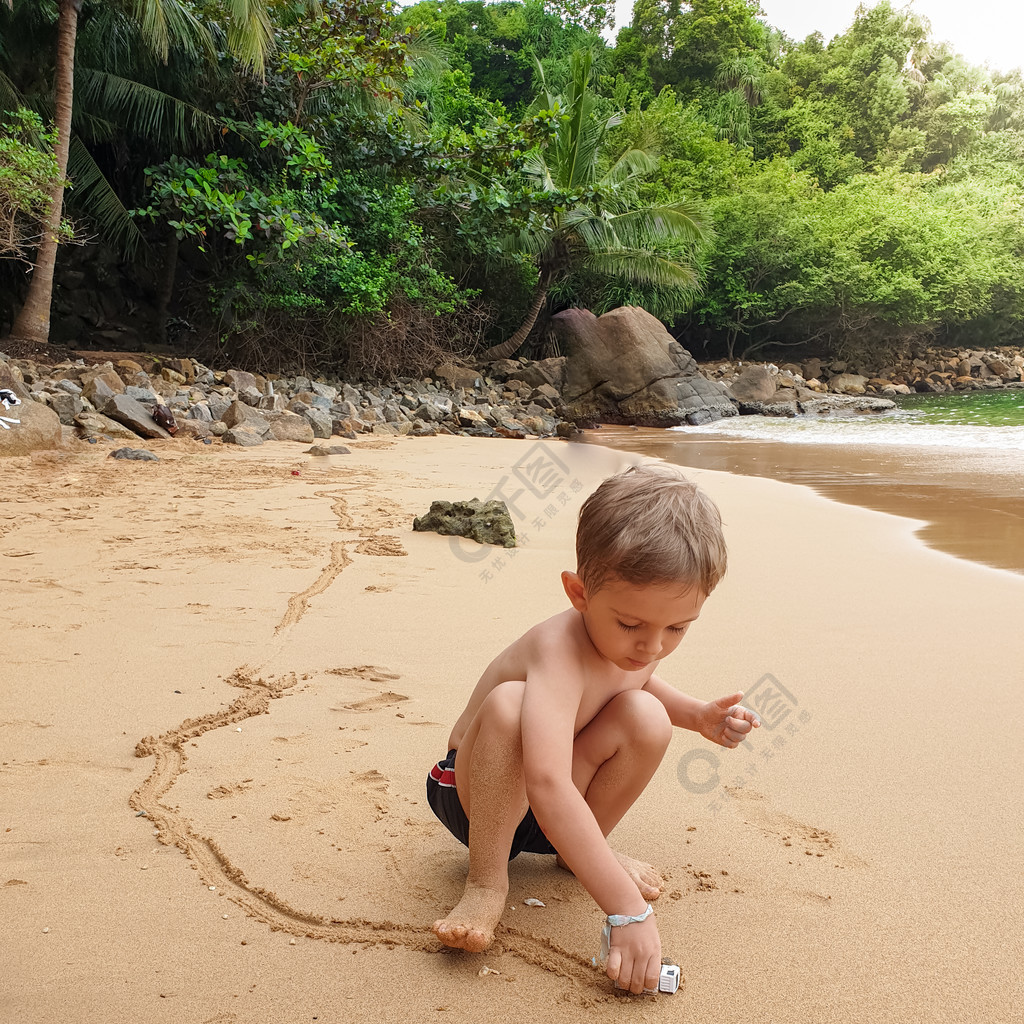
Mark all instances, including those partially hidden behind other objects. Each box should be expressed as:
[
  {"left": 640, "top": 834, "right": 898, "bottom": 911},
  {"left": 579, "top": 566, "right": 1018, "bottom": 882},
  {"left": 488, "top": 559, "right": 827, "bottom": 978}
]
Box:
[
  {"left": 209, "top": 420, "right": 228, "bottom": 437},
  {"left": 457, "top": 407, "right": 487, "bottom": 427},
  {"left": 222, "top": 401, "right": 270, "bottom": 436},
  {"left": 728, "top": 365, "right": 777, "bottom": 403},
  {"left": 74, "top": 411, "right": 142, "bottom": 440},
  {"left": 517, "top": 357, "right": 568, "bottom": 391},
  {"left": 177, "top": 419, "right": 211, "bottom": 440},
  {"left": 802, "top": 358, "right": 824, "bottom": 380},
  {"left": 82, "top": 375, "right": 117, "bottom": 409},
  {"left": 102, "top": 394, "right": 173, "bottom": 439},
  {"left": 434, "top": 361, "right": 482, "bottom": 390},
  {"left": 0, "top": 397, "right": 62, "bottom": 456},
  {"left": 829, "top": 373, "right": 868, "bottom": 395},
  {"left": 80, "top": 366, "right": 125, "bottom": 398},
  {"left": 413, "top": 499, "right": 516, "bottom": 548},
  {"left": 258, "top": 394, "right": 287, "bottom": 412},
  {"left": 310, "top": 381, "right": 338, "bottom": 402},
  {"left": 305, "top": 444, "right": 351, "bottom": 456},
  {"left": 238, "top": 385, "right": 263, "bottom": 406},
  {"left": 207, "top": 394, "right": 231, "bottom": 421},
  {"left": 984, "top": 357, "right": 1010, "bottom": 376},
  {"left": 483, "top": 359, "right": 524, "bottom": 381},
  {"left": 957, "top": 358, "right": 972, "bottom": 377},
  {"left": 222, "top": 426, "right": 265, "bottom": 446},
  {"left": 223, "top": 369, "right": 260, "bottom": 393},
  {"left": 109, "top": 447, "right": 159, "bottom": 461},
  {"left": 267, "top": 413, "right": 315, "bottom": 443},
  {"left": 302, "top": 407, "right": 333, "bottom": 439},
  {"left": 55, "top": 378, "right": 83, "bottom": 397},
  {"left": 409, "top": 421, "right": 438, "bottom": 437},
  {"left": 555, "top": 306, "right": 735, "bottom": 427},
  {"left": 160, "top": 367, "right": 186, "bottom": 386},
  {"left": 49, "top": 391, "right": 83, "bottom": 425},
  {"left": 124, "top": 385, "right": 157, "bottom": 403},
  {"left": 187, "top": 403, "right": 213, "bottom": 421},
  {"left": 799, "top": 396, "right": 896, "bottom": 416}
]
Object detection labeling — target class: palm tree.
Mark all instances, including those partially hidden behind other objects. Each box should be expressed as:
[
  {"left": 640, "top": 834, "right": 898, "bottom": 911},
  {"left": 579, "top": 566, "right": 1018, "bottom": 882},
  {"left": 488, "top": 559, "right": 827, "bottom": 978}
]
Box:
[
  {"left": 2, "top": 0, "right": 274, "bottom": 351},
  {"left": 482, "top": 50, "right": 707, "bottom": 361}
]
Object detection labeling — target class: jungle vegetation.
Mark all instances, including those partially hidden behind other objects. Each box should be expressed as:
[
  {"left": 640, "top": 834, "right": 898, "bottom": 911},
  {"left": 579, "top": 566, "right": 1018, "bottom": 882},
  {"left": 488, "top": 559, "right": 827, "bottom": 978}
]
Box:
[{"left": 2, "top": 0, "right": 1023, "bottom": 372}]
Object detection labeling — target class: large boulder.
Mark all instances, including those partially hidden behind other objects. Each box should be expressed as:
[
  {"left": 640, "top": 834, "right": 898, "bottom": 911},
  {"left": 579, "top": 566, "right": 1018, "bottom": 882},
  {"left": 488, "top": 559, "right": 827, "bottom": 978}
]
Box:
[
  {"left": 728, "top": 365, "right": 777, "bottom": 404},
  {"left": 101, "top": 394, "right": 173, "bottom": 439},
  {"left": 0, "top": 397, "right": 62, "bottom": 456},
  {"left": 553, "top": 306, "right": 736, "bottom": 427}
]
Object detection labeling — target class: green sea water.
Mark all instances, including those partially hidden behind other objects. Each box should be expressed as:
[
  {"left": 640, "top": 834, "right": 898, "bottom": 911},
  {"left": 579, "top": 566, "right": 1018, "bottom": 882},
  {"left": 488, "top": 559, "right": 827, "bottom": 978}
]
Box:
[{"left": 893, "top": 390, "right": 1024, "bottom": 426}]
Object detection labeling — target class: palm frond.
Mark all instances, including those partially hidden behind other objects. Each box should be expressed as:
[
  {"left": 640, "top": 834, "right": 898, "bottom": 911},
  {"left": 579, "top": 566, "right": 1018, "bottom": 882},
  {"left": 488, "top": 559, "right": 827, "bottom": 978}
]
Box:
[
  {"left": 225, "top": 0, "right": 275, "bottom": 76},
  {"left": 523, "top": 150, "right": 557, "bottom": 192},
  {"left": 559, "top": 207, "right": 619, "bottom": 251},
  {"left": 608, "top": 201, "right": 708, "bottom": 247},
  {"left": 603, "top": 146, "right": 658, "bottom": 184},
  {"left": 583, "top": 249, "right": 702, "bottom": 291},
  {"left": 0, "top": 68, "right": 24, "bottom": 115},
  {"left": 130, "top": 0, "right": 213, "bottom": 62},
  {"left": 76, "top": 66, "right": 218, "bottom": 147},
  {"left": 67, "top": 136, "right": 145, "bottom": 258}
]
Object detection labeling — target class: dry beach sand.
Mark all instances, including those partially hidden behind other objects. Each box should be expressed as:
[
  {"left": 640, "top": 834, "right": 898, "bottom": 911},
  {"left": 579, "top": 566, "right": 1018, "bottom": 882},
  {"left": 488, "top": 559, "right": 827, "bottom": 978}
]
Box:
[{"left": 2, "top": 434, "right": 1022, "bottom": 1023}]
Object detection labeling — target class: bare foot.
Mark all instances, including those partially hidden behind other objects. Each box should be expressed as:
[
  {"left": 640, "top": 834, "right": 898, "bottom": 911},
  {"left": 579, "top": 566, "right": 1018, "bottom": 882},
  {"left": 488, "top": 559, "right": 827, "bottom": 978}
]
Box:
[
  {"left": 557, "top": 850, "right": 663, "bottom": 901},
  {"left": 433, "top": 883, "right": 507, "bottom": 952}
]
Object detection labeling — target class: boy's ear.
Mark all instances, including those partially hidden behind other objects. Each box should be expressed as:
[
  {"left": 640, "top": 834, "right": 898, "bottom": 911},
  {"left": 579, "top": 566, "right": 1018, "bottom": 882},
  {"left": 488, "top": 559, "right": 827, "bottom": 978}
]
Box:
[{"left": 561, "top": 570, "right": 589, "bottom": 611}]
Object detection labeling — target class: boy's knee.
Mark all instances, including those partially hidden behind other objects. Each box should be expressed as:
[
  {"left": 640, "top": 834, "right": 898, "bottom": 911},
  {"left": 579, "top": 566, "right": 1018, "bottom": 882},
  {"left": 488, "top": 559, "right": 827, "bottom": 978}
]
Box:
[
  {"left": 479, "top": 680, "right": 527, "bottom": 731},
  {"left": 616, "top": 689, "right": 672, "bottom": 750}
]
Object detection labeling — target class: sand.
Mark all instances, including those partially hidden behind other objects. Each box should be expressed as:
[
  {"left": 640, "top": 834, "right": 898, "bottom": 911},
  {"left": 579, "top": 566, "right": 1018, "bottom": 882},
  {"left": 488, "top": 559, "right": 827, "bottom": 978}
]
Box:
[{"left": 1, "top": 434, "right": 1022, "bottom": 1023}]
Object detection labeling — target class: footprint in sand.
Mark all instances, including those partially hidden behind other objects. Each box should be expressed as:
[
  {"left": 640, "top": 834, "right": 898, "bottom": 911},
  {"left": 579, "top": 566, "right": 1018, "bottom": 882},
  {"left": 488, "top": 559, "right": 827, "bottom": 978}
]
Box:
[
  {"left": 326, "top": 665, "right": 400, "bottom": 684},
  {"left": 351, "top": 768, "right": 390, "bottom": 820},
  {"left": 337, "top": 691, "right": 409, "bottom": 712}
]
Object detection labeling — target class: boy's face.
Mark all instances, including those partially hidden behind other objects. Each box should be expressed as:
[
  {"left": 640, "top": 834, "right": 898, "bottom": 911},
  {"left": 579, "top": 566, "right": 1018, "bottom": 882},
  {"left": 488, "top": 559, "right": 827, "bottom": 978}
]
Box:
[{"left": 562, "top": 573, "right": 706, "bottom": 673}]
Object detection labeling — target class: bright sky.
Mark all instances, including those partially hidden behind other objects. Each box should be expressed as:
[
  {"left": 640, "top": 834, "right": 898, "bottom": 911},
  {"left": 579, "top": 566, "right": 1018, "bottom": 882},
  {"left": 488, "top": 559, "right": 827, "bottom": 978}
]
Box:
[{"left": 611, "top": 0, "right": 1024, "bottom": 73}]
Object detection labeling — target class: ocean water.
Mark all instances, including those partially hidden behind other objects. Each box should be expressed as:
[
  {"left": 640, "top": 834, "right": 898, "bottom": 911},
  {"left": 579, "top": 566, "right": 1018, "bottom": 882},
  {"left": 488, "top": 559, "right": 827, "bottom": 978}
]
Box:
[
  {"left": 584, "top": 393, "right": 1024, "bottom": 576},
  {"left": 676, "top": 391, "right": 1024, "bottom": 451}
]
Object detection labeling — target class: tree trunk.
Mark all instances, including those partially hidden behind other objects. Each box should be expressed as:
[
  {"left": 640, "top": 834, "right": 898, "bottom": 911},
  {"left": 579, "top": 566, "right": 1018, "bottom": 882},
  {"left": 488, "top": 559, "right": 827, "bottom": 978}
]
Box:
[
  {"left": 154, "top": 228, "right": 179, "bottom": 347},
  {"left": 7, "top": 0, "right": 81, "bottom": 351},
  {"left": 481, "top": 275, "right": 550, "bottom": 362}
]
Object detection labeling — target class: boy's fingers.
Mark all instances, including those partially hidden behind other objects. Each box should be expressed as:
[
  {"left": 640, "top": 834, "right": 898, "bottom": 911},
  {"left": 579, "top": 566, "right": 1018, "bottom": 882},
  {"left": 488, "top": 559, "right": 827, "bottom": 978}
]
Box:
[
  {"left": 605, "top": 948, "right": 622, "bottom": 982},
  {"left": 715, "top": 692, "right": 744, "bottom": 709}
]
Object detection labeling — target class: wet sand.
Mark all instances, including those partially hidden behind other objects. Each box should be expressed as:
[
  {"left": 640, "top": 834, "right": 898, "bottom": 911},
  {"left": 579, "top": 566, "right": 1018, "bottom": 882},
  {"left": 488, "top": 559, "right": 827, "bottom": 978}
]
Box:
[{"left": 581, "top": 426, "right": 1024, "bottom": 575}]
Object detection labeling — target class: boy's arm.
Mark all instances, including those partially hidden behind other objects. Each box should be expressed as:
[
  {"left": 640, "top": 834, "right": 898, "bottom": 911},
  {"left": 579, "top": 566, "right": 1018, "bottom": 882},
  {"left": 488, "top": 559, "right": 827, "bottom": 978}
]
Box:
[
  {"left": 644, "top": 674, "right": 761, "bottom": 747},
  {"left": 519, "top": 663, "right": 648, "bottom": 916}
]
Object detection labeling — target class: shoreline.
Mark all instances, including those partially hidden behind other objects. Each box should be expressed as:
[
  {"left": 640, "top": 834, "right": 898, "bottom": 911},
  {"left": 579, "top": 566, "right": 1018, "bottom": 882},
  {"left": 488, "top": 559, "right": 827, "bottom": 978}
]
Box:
[
  {"left": 3, "top": 435, "right": 1022, "bottom": 1023},
  {"left": 580, "top": 426, "right": 1024, "bottom": 577}
]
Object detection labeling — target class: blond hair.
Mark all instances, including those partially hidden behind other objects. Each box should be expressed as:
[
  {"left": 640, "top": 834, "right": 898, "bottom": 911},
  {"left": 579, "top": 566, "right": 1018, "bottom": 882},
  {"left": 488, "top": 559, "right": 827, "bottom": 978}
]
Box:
[{"left": 575, "top": 463, "right": 727, "bottom": 596}]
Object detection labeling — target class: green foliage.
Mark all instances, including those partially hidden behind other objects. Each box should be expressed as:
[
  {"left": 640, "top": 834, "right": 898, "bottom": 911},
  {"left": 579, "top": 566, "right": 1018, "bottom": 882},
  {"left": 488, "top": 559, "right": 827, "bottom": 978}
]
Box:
[
  {"left": 5, "top": 0, "right": 1024, "bottom": 366},
  {"left": 0, "top": 108, "right": 73, "bottom": 261}
]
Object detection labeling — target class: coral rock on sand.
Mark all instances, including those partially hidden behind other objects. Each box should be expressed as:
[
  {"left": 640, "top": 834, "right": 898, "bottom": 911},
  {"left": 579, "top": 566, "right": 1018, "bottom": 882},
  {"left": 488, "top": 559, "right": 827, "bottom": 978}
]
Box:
[{"left": 413, "top": 499, "right": 516, "bottom": 548}]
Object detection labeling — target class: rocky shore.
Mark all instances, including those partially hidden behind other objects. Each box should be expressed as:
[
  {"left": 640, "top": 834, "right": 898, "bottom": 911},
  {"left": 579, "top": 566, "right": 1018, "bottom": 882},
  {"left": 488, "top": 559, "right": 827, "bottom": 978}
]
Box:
[{"left": 2, "top": 330, "right": 1023, "bottom": 456}]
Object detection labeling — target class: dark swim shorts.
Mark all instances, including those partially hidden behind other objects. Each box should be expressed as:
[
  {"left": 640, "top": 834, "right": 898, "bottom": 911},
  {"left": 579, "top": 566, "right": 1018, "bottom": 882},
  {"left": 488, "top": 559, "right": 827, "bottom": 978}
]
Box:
[{"left": 426, "top": 749, "right": 556, "bottom": 859}]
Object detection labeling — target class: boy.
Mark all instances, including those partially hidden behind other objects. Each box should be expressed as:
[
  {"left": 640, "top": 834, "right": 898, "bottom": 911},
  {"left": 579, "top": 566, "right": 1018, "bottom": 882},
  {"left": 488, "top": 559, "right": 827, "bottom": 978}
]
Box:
[{"left": 427, "top": 464, "right": 760, "bottom": 994}]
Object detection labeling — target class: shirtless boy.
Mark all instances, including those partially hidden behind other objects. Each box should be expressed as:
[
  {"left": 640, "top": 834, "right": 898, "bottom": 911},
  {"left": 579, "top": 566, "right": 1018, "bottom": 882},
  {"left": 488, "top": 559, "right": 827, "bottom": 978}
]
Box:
[{"left": 426, "top": 463, "right": 760, "bottom": 994}]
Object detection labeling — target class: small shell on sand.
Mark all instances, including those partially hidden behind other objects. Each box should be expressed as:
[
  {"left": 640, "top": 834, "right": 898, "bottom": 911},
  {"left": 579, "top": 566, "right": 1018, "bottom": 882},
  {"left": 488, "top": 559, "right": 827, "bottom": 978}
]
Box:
[
  {"left": 524, "top": 898, "right": 545, "bottom": 907},
  {"left": 477, "top": 966, "right": 500, "bottom": 977}
]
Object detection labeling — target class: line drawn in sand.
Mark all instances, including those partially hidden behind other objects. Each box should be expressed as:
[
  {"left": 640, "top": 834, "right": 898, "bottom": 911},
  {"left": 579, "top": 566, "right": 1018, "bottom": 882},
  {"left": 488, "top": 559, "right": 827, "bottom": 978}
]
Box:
[
  {"left": 128, "top": 475, "right": 620, "bottom": 997},
  {"left": 131, "top": 667, "right": 602, "bottom": 993}
]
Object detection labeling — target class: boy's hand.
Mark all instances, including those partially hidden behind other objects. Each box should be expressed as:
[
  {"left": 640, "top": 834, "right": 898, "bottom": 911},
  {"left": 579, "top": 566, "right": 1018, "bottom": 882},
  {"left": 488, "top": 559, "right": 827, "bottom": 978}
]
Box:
[
  {"left": 699, "top": 692, "right": 760, "bottom": 748},
  {"left": 605, "top": 915, "right": 662, "bottom": 994}
]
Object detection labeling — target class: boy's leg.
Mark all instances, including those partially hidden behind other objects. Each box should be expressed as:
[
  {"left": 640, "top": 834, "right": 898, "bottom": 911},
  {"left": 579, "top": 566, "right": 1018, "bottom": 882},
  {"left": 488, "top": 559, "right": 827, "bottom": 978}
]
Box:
[
  {"left": 566, "top": 688, "right": 673, "bottom": 899},
  {"left": 433, "top": 680, "right": 529, "bottom": 952}
]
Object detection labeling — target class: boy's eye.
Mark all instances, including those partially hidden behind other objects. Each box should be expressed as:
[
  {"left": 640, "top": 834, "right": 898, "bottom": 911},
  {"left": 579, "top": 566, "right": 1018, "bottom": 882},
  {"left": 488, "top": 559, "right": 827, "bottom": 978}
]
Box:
[
  {"left": 668, "top": 624, "right": 689, "bottom": 635},
  {"left": 618, "top": 622, "right": 640, "bottom": 632}
]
